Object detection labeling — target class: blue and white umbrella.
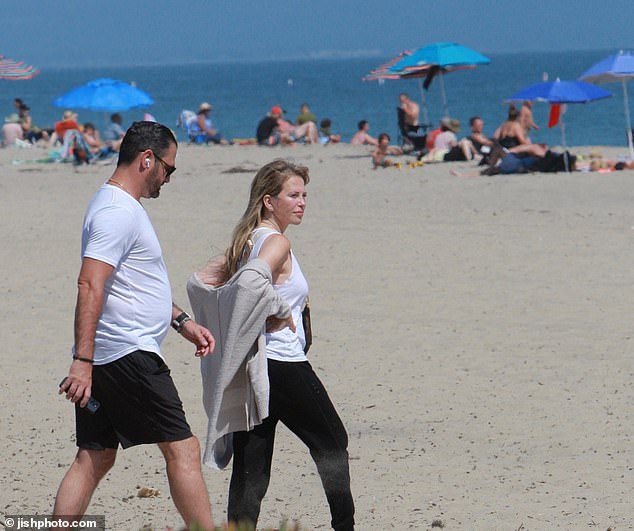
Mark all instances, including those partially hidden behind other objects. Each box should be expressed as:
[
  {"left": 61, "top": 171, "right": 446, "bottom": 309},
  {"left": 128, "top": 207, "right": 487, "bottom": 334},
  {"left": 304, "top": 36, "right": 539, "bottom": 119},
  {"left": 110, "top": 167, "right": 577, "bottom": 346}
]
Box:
[
  {"left": 53, "top": 78, "right": 154, "bottom": 112},
  {"left": 579, "top": 51, "right": 634, "bottom": 159}
]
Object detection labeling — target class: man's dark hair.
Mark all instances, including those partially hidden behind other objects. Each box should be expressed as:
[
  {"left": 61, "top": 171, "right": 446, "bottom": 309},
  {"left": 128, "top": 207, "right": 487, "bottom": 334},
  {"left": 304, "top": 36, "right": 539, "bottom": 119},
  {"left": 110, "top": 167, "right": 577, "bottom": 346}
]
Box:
[
  {"left": 469, "top": 116, "right": 481, "bottom": 127},
  {"left": 117, "top": 121, "right": 177, "bottom": 167},
  {"left": 111, "top": 113, "right": 122, "bottom": 123},
  {"left": 357, "top": 120, "right": 368, "bottom": 130}
]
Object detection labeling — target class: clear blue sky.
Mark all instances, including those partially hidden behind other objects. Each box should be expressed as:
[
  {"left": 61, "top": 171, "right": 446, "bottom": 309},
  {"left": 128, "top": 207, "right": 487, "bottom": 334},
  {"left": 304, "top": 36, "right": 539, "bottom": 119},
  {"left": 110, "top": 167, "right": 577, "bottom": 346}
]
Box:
[{"left": 2, "top": 0, "right": 633, "bottom": 67}]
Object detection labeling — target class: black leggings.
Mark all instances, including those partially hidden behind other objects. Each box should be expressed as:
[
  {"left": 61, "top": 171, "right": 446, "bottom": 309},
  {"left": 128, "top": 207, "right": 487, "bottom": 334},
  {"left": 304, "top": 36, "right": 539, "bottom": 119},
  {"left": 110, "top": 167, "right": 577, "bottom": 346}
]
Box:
[{"left": 228, "top": 359, "right": 355, "bottom": 531}]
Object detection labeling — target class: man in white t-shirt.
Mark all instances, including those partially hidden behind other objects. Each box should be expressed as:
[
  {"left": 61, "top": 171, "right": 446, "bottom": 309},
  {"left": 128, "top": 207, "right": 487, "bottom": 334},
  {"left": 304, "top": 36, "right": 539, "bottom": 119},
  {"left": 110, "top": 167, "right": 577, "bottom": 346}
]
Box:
[{"left": 54, "top": 121, "right": 216, "bottom": 530}]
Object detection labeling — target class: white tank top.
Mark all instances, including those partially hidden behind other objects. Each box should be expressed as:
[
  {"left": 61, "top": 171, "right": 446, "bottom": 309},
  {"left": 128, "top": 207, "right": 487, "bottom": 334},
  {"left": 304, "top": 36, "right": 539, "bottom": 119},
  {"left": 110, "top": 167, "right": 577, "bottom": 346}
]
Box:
[{"left": 249, "top": 227, "right": 309, "bottom": 362}]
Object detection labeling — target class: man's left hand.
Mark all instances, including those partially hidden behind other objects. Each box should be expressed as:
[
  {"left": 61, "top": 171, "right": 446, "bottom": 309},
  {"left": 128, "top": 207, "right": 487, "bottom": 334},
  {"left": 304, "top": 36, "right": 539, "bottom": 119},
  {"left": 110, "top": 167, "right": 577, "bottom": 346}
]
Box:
[{"left": 180, "top": 321, "right": 215, "bottom": 357}]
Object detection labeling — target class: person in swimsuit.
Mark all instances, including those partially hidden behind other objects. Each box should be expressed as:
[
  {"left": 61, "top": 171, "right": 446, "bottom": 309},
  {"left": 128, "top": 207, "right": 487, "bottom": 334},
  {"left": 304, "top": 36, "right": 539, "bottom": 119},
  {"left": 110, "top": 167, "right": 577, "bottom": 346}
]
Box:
[
  {"left": 493, "top": 105, "right": 528, "bottom": 150},
  {"left": 372, "top": 133, "right": 403, "bottom": 168}
]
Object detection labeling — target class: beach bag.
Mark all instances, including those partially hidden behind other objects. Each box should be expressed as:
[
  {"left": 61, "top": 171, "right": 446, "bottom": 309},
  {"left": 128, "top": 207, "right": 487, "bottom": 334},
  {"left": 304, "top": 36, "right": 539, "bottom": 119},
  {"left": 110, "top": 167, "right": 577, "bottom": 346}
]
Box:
[
  {"left": 533, "top": 150, "right": 576, "bottom": 173},
  {"left": 302, "top": 297, "right": 312, "bottom": 354}
]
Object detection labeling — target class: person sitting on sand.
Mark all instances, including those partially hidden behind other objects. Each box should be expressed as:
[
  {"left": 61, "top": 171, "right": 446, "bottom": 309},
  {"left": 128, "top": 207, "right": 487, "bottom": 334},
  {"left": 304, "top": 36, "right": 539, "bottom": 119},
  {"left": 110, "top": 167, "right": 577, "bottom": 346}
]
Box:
[
  {"left": 319, "top": 118, "right": 341, "bottom": 144},
  {"left": 53, "top": 110, "right": 81, "bottom": 145},
  {"left": 296, "top": 103, "right": 317, "bottom": 126},
  {"left": 276, "top": 108, "right": 319, "bottom": 144},
  {"left": 256, "top": 106, "right": 283, "bottom": 146},
  {"left": 190, "top": 102, "right": 229, "bottom": 145},
  {"left": 350, "top": 120, "right": 378, "bottom": 146},
  {"left": 83, "top": 122, "right": 117, "bottom": 159},
  {"left": 423, "top": 118, "right": 479, "bottom": 162},
  {"left": 103, "top": 113, "right": 126, "bottom": 151},
  {"left": 520, "top": 100, "right": 539, "bottom": 141},
  {"left": 2, "top": 113, "right": 24, "bottom": 147},
  {"left": 83, "top": 122, "right": 104, "bottom": 155},
  {"left": 372, "top": 133, "right": 403, "bottom": 168},
  {"left": 493, "top": 105, "right": 530, "bottom": 150},
  {"left": 425, "top": 119, "right": 443, "bottom": 152},
  {"left": 19, "top": 104, "right": 49, "bottom": 144},
  {"left": 467, "top": 116, "right": 494, "bottom": 155}
]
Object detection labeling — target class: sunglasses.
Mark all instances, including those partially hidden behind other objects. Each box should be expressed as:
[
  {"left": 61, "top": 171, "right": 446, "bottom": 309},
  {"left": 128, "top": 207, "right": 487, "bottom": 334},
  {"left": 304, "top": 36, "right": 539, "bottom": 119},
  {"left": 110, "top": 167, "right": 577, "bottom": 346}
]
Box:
[
  {"left": 140, "top": 150, "right": 176, "bottom": 178},
  {"left": 153, "top": 151, "right": 176, "bottom": 178}
]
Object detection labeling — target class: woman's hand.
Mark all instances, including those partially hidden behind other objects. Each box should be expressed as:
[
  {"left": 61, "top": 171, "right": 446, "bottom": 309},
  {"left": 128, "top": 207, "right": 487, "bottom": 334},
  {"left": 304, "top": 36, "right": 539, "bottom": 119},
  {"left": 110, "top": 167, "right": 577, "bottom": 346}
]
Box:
[{"left": 180, "top": 320, "right": 216, "bottom": 357}]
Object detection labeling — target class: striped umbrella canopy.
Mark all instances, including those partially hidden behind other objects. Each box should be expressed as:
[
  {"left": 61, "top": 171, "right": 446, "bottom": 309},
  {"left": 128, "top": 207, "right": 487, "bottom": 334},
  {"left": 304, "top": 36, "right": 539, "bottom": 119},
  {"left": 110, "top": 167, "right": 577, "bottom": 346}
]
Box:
[
  {"left": 363, "top": 50, "right": 430, "bottom": 81},
  {"left": 0, "top": 55, "right": 40, "bottom": 80}
]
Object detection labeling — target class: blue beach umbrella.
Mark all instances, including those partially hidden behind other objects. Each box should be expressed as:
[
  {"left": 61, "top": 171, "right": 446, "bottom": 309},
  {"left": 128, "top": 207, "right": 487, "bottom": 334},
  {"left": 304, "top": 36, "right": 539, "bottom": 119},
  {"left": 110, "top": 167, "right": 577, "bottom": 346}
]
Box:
[
  {"left": 579, "top": 51, "right": 634, "bottom": 159},
  {"left": 390, "top": 42, "right": 491, "bottom": 71},
  {"left": 53, "top": 78, "right": 154, "bottom": 112},
  {"left": 505, "top": 79, "right": 612, "bottom": 104},
  {"left": 506, "top": 79, "right": 612, "bottom": 171}
]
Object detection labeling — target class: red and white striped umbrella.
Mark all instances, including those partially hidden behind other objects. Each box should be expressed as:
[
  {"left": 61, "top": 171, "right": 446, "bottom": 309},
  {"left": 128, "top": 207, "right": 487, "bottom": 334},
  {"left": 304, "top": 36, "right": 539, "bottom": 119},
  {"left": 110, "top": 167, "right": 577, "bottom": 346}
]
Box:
[{"left": 0, "top": 55, "right": 40, "bottom": 80}]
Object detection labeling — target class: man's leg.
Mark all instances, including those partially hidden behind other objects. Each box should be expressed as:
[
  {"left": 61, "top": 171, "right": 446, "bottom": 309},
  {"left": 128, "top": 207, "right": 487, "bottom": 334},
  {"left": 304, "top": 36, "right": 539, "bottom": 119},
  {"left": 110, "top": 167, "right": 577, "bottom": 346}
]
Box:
[
  {"left": 158, "top": 436, "right": 215, "bottom": 531},
  {"left": 305, "top": 122, "right": 319, "bottom": 144},
  {"left": 53, "top": 448, "right": 117, "bottom": 517}
]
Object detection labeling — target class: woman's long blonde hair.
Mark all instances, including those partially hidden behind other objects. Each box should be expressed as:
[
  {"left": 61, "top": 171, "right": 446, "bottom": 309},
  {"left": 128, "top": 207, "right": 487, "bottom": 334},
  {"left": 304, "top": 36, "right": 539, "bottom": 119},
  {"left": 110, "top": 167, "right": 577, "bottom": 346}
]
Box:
[{"left": 224, "top": 159, "right": 310, "bottom": 277}]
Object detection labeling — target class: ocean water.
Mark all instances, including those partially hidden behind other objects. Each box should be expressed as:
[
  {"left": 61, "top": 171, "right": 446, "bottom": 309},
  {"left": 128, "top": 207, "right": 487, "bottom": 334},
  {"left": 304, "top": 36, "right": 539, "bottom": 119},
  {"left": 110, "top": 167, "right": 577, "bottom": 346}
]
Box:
[{"left": 2, "top": 49, "right": 632, "bottom": 150}]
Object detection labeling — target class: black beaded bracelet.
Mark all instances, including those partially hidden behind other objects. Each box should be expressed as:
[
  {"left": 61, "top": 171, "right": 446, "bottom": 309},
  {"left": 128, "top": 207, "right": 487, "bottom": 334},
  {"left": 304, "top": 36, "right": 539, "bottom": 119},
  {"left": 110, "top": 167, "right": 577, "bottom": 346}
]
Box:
[{"left": 73, "top": 355, "right": 94, "bottom": 364}]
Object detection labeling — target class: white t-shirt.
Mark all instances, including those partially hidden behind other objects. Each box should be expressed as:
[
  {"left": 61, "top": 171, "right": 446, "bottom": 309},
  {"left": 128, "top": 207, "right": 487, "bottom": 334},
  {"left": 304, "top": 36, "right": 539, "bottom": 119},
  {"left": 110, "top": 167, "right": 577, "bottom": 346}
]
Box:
[
  {"left": 433, "top": 130, "right": 457, "bottom": 151},
  {"left": 250, "top": 228, "right": 309, "bottom": 362},
  {"left": 74, "top": 184, "right": 172, "bottom": 365}
]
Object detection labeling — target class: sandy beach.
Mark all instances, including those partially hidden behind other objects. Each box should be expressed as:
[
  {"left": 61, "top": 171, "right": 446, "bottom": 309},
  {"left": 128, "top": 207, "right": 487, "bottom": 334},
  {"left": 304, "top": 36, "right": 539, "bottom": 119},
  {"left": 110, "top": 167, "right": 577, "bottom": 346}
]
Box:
[{"left": 1, "top": 142, "right": 633, "bottom": 530}]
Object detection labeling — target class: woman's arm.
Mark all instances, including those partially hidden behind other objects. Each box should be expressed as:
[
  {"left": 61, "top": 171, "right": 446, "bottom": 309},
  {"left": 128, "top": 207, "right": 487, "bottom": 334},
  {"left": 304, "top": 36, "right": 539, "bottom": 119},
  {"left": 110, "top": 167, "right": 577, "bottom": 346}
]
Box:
[
  {"left": 256, "top": 233, "right": 291, "bottom": 284},
  {"left": 254, "top": 235, "right": 296, "bottom": 332}
]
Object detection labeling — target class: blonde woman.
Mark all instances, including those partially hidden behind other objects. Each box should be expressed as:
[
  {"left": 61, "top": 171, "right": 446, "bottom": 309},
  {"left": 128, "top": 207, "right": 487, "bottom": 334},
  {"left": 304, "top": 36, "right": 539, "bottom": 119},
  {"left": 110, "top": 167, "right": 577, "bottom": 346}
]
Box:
[{"left": 221, "top": 159, "right": 355, "bottom": 531}]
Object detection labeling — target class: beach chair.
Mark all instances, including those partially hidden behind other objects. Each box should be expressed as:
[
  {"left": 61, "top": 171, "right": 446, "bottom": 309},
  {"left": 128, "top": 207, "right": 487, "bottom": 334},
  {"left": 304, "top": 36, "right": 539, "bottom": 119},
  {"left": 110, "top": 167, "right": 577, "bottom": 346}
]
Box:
[
  {"left": 397, "top": 107, "right": 428, "bottom": 154},
  {"left": 53, "top": 130, "right": 95, "bottom": 164},
  {"left": 177, "top": 110, "right": 199, "bottom": 142}
]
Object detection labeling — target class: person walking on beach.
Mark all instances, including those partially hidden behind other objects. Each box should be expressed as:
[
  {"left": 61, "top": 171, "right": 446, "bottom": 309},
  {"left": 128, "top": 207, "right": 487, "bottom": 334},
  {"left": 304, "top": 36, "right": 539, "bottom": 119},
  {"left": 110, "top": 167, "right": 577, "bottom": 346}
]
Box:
[
  {"left": 54, "top": 121, "right": 216, "bottom": 530},
  {"left": 215, "top": 159, "right": 355, "bottom": 530}
]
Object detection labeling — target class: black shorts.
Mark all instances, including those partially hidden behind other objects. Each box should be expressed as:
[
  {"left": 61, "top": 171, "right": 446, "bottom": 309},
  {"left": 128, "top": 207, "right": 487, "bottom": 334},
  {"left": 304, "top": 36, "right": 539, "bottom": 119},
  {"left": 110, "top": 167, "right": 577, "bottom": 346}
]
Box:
[
  {"left": 443, "top": 145, "right": 467, "bottom": 162},
  {"left": 76, "top": 350, "right": 193, "bottom": 450}
]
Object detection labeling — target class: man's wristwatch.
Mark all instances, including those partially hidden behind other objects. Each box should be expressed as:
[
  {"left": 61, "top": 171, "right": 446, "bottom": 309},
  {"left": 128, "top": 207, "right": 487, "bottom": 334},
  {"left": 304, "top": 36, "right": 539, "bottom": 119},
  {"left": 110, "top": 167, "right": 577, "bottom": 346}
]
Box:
[{"left": 171, "top": 312, "right": 192, "bottom": 333}]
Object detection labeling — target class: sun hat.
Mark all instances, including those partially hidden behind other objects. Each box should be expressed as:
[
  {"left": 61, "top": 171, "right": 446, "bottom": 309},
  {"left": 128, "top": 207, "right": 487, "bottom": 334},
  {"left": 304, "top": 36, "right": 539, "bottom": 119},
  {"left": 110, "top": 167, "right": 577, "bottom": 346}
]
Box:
[
  {"left": 441, "top": 117, "right": 460, "bottom": 133},
  {"left": 199, "top": 102, "right": 212, "bottom": 112},
  {"left": 4, "top": 113, "right": 20, "bottom": 123},
  {"left": 63, "top": 110, "right": 77, "bottom": 120}
]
